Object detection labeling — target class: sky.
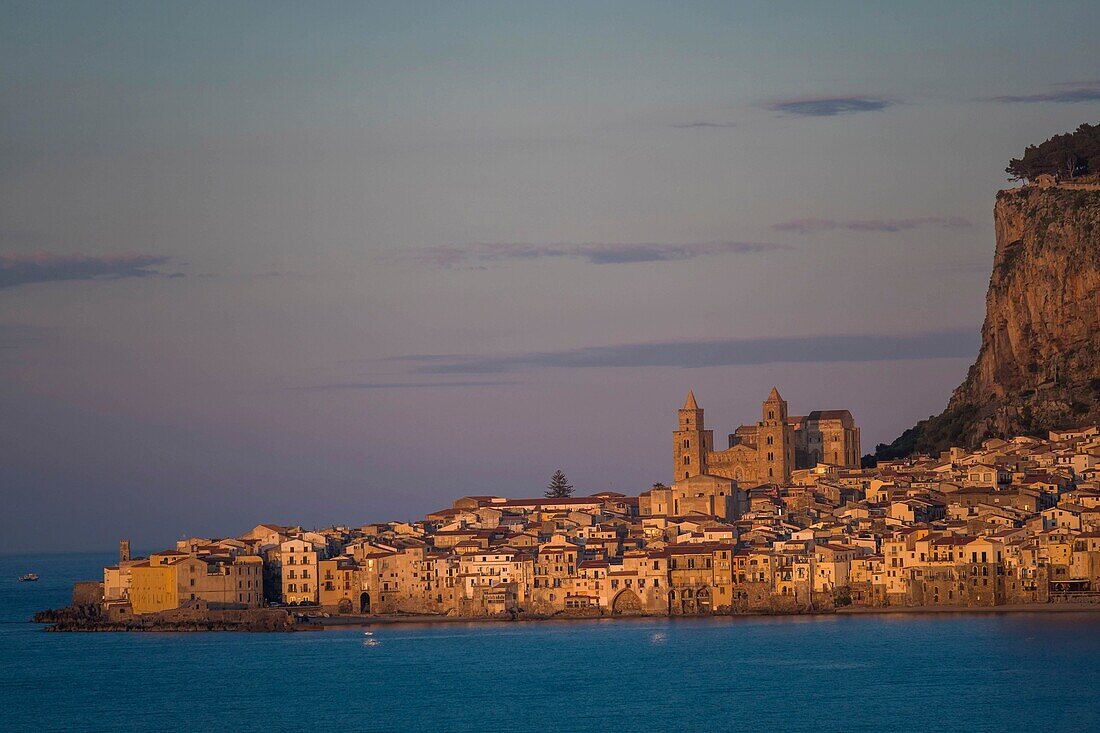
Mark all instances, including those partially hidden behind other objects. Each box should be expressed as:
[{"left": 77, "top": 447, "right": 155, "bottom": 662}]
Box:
[{"left": 2, "top": 1, "right": 1099, "bottom": 551}]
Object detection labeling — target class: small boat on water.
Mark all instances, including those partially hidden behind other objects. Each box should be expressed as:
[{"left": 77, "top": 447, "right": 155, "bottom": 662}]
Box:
[{"left": 19, "top": 573, "right": 39, "bottom": 582}]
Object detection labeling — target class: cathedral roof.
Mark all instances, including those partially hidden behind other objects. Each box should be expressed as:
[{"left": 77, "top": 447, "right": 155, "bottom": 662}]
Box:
[
  {"left": 807, "top": 409, "right": 853, "bottom": 421},
  {"left": 766, "top": 386, "right": 783, "bottom": 402},
  {"left": 683, "top": 390, "right": 699, "bottom": 410}
]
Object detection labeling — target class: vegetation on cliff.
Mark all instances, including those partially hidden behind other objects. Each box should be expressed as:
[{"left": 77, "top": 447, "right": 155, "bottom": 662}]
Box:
[
  {"left": 867, "top": 405, "right": 981, "bottom": 464},
  {"left": 1006, "top": 122, "right": 1100, "bottom": 182}
]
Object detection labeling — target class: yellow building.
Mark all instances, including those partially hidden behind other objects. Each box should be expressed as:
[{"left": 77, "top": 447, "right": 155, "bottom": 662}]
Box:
[
  {"left": 319, "top": 556, "right": 361, "bottom": 612},
  {"left": 129, "top": 558, "right": 179, "bottom": 614},
  {"left": 129, "top": 552, "right": 264, "bottom": 615}
]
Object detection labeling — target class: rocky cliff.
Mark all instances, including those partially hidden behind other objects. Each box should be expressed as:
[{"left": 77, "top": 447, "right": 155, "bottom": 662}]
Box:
[{"left": 872, "top": 185, "right": 1100, "bottom": 460}]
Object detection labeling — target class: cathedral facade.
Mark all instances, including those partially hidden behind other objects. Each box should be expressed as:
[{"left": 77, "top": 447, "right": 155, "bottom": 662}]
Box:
[{"left": 673, "top": 388, "right": 860, "bottom": 486}]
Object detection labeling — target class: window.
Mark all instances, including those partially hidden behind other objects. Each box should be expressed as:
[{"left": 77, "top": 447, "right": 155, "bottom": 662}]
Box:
[
  {"left": 767, "top": 436, "right": 773, "bottom": 445},
  {"left": 683, "top": 439, "right": 690, "bottom": 448},
  {"left": 683, "top": 456, "right": 690, "bottom": 465}
]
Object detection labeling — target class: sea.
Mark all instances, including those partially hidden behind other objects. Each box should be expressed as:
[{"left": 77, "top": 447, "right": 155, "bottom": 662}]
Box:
[{"left": 2, "top": 552, "right": 1099, "bottom": 733}]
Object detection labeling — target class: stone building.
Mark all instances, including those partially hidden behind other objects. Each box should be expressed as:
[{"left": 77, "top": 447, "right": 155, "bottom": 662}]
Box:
[
  {"left": 673, "top": 388, "right": 861, "bottom": 486},
  {"left": 790, "top": 410, "right": 862, "bottom": 469},
  {"left": 639, "top": 474, "right": 744, "bottom": 520},
  {"left": 129, "top": 552, "right": 263, "bottom": 614}
]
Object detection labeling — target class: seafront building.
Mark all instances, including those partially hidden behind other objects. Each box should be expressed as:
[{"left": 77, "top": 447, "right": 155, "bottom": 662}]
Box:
[{"left": 96, "top": 390, "right": 1100, "bottom": 619}]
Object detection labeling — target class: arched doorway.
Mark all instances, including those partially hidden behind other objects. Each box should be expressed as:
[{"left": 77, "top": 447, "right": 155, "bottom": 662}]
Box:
[
  {"left": 612, "top": 589, "right": 643, "bottom": 615},
  {"left": 359, "top": 592, "right": 371, "bottom": 613},
  {"left": 337, "top": 598, "right": 352, "bottom": 614},
  {"left": 680, "top": 588, "right": 695, "bottom": 614},
  {"left": 696, "top": 587, "right": 712, "bottom": 614}
]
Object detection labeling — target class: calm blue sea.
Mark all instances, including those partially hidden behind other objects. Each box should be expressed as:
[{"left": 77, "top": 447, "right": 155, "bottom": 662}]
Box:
[{"left": 2, "top": 552, "right": 1099, "bottom": 733}]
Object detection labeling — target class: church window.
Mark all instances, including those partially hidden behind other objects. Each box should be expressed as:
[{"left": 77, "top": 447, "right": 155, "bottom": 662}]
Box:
[
  {"left": 768, "top": 411, "right": 774, "bottom": 420},
  {"left": 767, "top": 452, "right": 773, "bottom": 461},
  {"left": 683, "top": 455, "right": 690, "bottom": 465},
  {"left": 683, "top": 439, "right": 690, "bottom": 448},
  {"left": 768, "top": 468, "right": 773, "bottom": 477},
  {"left": 767, "top": 436, "right": 773, "bottom": 445}
]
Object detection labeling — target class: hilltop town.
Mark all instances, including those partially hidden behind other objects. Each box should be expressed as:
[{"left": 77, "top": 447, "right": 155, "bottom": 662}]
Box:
[{"left": 53, "top": 387, "right": 1100, "bottom": 629}]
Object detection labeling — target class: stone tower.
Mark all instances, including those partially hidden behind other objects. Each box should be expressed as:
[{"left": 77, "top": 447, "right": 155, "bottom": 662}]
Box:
[
  {"left": 758, "top": 387, "right": 793, "bottom": 484},
  {"left": 119, "top": 539, "right": 131, "bottom": 564},
  {"left": 674, "top": 390, "right": 713, "bottom": 481}
]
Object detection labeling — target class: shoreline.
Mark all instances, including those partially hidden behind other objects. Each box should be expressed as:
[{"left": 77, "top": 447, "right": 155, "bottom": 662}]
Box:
[
  {"left": 295, "top": 604, "right": 1100, "bottom": 629},
  {"left": 835, "top": 603, "right": 1100, "bottom": 616},
  {"left": 34, "top": 603, "right": 1100, "bottom": 632}
]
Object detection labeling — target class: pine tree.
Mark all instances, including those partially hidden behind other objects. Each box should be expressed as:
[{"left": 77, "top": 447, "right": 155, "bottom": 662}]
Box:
[{"left": 545, "top": 470, "right": 574, "bottom": 498}]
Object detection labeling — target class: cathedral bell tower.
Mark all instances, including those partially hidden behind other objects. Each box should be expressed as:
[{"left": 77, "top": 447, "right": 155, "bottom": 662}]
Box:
[
  {"left": 673, "top": 390, "right": 713, "bottom": 481},
  {"left": 758, "top": 387, "right": 793, "bottom": 484}
]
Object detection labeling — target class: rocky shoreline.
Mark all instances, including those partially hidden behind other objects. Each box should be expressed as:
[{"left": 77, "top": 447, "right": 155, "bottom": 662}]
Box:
[{"left": 33, "top": 605, "right": 301, "bottom": 632}]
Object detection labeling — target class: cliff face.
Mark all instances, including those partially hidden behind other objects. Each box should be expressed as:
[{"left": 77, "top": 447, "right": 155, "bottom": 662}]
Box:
[{"left": 874, "top": 185, "right": 1100, "bottom": 459}]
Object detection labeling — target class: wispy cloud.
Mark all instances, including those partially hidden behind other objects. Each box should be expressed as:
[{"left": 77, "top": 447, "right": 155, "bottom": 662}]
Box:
[
  {"left": 672, "top": 121, "right": 737, "bottom": 129},
  {"left": 0, "top": 253, "right": 176, "bottom": 289},
  {"left": 384, "top": 329, "right": 979, "bottom": 375},
  {"left": 385, "top": 241, "right": 789, "bottom": 268},
  {"left": 291, "top": 380, "right": 515, "bottom": 390},
  {"left": 772, "top": 217, "right": 971, "bottom": 234},
  {"left": 991, "top": 82, "right": 1100, "bottom": 104},
  {"left": 765, "top": 96, "right": 895, "bottom": 117}
]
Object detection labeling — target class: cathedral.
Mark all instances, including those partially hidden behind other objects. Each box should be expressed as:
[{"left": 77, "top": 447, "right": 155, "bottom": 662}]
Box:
[{"left": 673, "top": 387, "right": 861, "bottom": 486}]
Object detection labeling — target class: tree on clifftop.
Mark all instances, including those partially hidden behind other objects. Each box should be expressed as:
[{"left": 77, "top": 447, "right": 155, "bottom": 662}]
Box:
[
  {"left": 545, "top": 470, "right": 574, "bottom": 498},
  {"left": 1006, "top": 122, "right": 1100, "bottom": 181}
]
